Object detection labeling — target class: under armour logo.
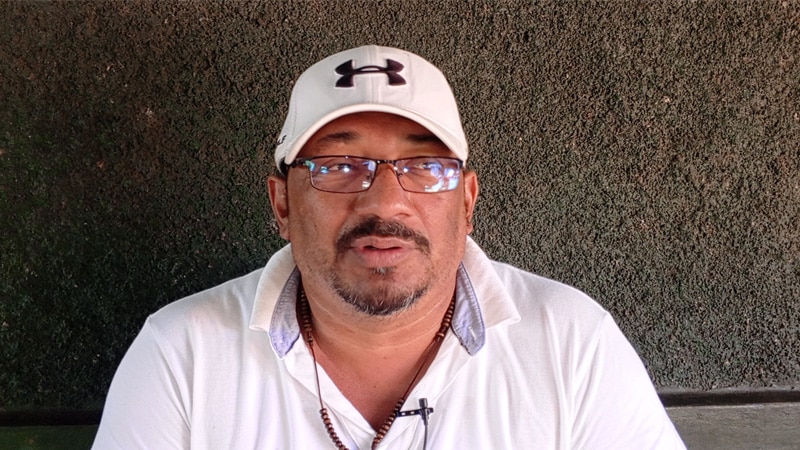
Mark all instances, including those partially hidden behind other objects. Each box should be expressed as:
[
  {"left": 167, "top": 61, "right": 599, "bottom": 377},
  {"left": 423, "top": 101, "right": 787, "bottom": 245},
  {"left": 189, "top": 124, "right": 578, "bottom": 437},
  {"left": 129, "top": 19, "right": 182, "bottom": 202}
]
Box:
[{"left": 334, "top": 59, "right": 406, "bottom": 88}]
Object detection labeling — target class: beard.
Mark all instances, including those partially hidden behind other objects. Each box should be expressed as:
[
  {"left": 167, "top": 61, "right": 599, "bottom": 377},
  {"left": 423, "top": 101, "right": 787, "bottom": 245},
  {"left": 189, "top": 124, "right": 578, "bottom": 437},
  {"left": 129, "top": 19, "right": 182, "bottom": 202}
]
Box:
[{"left": 329, "top": 217, "right": 432, "bottom": 316}]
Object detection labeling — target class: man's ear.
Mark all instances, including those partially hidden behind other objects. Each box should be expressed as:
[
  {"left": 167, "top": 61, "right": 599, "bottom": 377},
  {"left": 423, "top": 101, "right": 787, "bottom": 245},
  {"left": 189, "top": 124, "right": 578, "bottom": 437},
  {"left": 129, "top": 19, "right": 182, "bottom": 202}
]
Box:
[
  {"left": 462, "top": 170, "right": 479, "bottom": 234},
  {"left": 267, "top": 175, "right": 291, "bottom": 240}
]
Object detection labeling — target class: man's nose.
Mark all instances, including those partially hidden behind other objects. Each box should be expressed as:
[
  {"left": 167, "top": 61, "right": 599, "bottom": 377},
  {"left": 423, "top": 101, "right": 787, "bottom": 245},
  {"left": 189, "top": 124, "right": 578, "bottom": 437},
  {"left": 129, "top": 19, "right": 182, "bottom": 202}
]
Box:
[
  {"left": 353, "top": 163, "right": 412, "bottom": 216},
  {"left": 372, "top": 162, "right": 403, "bottom": 187},
  {"left": 369, "top": 162, "right": 409, "bottom": 192}
]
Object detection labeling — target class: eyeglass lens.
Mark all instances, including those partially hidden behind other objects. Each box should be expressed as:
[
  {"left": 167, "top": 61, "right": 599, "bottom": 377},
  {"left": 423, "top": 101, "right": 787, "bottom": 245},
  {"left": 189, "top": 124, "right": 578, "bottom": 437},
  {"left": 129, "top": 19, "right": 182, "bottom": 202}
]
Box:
[{"left": 298, "top": 156, "right": 462, "bottom": 193}]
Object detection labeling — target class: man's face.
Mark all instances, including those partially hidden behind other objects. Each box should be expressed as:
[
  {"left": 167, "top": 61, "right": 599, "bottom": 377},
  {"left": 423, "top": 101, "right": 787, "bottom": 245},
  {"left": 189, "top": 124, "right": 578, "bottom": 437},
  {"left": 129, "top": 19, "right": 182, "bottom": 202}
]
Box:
[{"left": 268, "top": 112, "right": 478, "bottom": 316}]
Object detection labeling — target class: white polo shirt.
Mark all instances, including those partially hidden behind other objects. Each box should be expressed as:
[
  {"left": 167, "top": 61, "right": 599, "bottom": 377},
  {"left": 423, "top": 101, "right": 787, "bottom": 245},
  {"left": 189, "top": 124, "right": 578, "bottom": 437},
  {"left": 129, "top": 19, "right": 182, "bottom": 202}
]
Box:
[{"left": 93, "top": 238, "right": 685, "bottom": 449}]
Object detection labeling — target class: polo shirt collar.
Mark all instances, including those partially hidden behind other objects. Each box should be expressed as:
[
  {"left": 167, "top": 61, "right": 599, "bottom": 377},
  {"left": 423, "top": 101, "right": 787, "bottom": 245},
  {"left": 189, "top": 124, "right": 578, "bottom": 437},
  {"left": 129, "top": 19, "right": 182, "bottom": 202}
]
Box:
[{"left": 267, "top": 262, "right": 485, "bottom": 358}]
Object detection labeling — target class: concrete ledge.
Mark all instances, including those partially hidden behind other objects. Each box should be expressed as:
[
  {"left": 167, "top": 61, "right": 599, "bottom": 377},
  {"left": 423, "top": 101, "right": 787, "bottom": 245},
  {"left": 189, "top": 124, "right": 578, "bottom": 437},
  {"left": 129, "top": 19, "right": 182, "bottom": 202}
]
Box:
[
  {"left": 4, "top": 396, "right": 800, "bottom": 449},
  {"left": 0, "top": 409, "right": 101, "bottom": 427},
  {"left": 659, "top": 389, "right": 800, "bottom": 407},
  {"left": 0, "top": 425, "right": 97, "bottom": 449},
  {"left": 668, "top": 403, "right": 800, "bottom": 450}
]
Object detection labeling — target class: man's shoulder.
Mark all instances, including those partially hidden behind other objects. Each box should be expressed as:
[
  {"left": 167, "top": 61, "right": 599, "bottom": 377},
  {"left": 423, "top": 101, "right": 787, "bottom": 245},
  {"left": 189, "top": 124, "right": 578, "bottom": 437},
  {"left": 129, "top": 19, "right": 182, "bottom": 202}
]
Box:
[
  {"left": 146, "top": 267, "right": 266, "bottom": 333},
  {"left": 146, "top": 245, "right": 295, "bottom": 334},
  {"left": 462, "top": 239, "right": 609, "bottom": 326},
  {"left": 489, "top": 259, "right": 607, "bottom": 316}
]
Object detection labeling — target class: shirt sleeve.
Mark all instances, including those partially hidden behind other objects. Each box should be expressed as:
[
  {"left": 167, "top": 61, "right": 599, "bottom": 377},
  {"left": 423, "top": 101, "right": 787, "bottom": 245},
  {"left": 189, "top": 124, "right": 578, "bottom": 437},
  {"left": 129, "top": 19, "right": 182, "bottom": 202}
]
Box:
[
  {"left": 92, "top": 319, "right": 191, "bottom": 449},
  {"left": 571, "top": 315, "right": 686, "bottom": 449}
]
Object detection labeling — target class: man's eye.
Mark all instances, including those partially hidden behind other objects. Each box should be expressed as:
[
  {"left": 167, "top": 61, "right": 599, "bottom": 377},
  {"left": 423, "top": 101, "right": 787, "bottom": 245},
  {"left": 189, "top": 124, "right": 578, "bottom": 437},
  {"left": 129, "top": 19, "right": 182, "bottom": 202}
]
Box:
[
  {"left": 420, "top": 161, "right": 442, "bottom": 170},
  {"left": 406, "top": 159, "right": 442, "bottom": 173},
  {"left": 319, "top": 163, "right": 353, "bottom": 174}
]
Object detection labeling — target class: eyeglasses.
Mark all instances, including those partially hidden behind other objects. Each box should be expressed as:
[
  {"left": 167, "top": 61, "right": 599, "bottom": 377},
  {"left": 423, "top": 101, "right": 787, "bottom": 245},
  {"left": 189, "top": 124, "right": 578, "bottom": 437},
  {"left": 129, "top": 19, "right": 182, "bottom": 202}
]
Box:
[{"left": 284, "top": 155, "right": 463, "bottom": 193}]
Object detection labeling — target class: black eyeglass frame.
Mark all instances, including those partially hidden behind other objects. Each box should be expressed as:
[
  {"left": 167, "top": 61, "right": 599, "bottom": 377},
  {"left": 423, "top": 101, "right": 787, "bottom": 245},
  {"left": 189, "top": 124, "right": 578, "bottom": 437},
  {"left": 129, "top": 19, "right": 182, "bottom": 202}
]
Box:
[{"left": 280, "top": 155, "right": 464, "bottom": 194}]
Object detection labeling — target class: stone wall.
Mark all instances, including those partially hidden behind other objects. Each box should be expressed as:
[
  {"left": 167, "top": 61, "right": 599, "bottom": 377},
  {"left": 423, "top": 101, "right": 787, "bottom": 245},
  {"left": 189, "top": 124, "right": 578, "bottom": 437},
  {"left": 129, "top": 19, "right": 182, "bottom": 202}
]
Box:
[{"left": 1, "top": 0, "right": 798, "bottom": 412}]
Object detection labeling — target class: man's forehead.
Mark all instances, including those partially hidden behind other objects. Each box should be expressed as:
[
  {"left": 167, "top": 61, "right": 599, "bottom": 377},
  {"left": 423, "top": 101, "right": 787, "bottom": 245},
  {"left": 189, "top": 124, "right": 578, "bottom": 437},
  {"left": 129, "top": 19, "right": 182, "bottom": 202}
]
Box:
[
  {"left": 312, "top": 130, "right": 446, "bottom": 147},
  {"left": 300, "top": 112, "right": 452, "bottom": 155},
  {"left": 313, "top": 111, "right": 435, "bottom": 133}
]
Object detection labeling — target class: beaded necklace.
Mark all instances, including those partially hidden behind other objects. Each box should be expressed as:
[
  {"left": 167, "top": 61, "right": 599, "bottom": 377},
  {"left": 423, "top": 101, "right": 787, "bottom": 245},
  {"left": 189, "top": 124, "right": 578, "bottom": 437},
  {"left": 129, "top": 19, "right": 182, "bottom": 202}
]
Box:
[{"left": 299, "top": 287, "right": 455, "bottom": 450}]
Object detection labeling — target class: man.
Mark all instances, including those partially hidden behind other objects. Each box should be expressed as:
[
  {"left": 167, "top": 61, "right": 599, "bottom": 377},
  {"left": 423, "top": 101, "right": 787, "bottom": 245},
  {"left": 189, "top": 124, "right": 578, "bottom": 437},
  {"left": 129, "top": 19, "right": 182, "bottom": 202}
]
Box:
[{"left": 94, "top": 45, "right": 685, "bottom": 449}]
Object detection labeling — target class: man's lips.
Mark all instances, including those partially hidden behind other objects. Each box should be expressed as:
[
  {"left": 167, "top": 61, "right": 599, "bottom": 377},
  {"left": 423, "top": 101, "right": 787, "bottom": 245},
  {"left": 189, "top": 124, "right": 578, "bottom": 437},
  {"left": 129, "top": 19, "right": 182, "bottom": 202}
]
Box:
[
  {"left": 351, "top": 236, "right": 412, "bottom": 251},
  {"left": 335, "top": 217, "right": 431, "bottom": 269},
  {"left": 347, "top": 236, "right": 415, "bottom": 267}
]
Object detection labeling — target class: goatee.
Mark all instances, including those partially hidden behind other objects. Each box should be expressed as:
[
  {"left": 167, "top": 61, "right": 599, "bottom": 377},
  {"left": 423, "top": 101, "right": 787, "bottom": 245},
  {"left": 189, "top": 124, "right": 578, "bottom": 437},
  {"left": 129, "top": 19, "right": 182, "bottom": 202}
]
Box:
[{"left": 331, "top": 216, "right": 432, "bottom": 316}]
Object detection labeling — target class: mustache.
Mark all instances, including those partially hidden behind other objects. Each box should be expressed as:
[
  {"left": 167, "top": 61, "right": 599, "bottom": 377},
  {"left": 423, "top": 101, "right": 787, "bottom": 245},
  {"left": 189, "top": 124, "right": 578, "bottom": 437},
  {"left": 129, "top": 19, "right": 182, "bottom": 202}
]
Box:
[{"left": 336, "top": 217, "right": 431, "bottom": 254}]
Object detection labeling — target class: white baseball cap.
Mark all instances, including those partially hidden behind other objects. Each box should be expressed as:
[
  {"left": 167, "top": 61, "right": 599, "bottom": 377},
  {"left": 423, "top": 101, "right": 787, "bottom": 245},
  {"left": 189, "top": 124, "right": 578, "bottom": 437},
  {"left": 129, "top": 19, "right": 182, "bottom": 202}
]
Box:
[{"left": 274, "top": 45, "right": 468, "bottom": 169}]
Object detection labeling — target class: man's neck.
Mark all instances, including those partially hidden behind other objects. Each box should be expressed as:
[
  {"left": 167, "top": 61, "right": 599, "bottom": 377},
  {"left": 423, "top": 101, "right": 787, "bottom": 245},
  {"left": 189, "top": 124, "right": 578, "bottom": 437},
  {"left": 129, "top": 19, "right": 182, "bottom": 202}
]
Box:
[{"left": 300, "top": 282, "right": 455, "bottom": 430}]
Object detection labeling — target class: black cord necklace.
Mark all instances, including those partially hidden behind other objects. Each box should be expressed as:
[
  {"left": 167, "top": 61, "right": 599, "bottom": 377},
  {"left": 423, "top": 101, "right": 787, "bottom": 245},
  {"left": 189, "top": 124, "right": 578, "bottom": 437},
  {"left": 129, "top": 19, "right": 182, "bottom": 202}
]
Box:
[{"left": 299, "top": 287, "right": 454, "bottom": 450}]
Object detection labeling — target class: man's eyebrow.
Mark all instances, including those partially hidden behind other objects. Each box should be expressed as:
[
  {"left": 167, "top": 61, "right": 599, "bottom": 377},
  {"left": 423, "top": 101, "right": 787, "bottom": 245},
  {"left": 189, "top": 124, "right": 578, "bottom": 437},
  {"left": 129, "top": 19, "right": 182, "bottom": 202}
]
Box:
[
  {"left": 315, "top": 131, "right": 359, "bottom": 146},
  {"left": 314, "top": 131, "right": 444, "bottom": 146},
  {"left": 407, "top": 133, "right": 445, "bottom": 145}
]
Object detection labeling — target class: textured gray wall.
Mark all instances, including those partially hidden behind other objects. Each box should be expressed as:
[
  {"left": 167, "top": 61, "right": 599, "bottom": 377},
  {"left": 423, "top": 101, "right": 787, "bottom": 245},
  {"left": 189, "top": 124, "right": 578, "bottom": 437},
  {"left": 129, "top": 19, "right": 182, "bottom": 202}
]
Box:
[{"left": 1, "top": 1, "right": 798, "bottom": 411}]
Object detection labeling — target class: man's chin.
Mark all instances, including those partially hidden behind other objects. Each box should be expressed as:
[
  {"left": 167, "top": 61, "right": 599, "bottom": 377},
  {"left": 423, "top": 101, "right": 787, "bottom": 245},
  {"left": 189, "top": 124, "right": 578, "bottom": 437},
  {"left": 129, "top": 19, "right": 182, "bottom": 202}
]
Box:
[
  {"left": 333, "top": 283, "right": 428, "bottom": 317},
  {"left": 370, "top": 267, "right": 393, "bottom": 276}
]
